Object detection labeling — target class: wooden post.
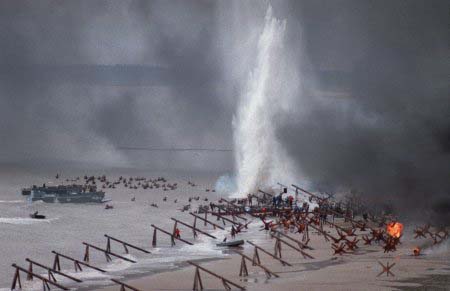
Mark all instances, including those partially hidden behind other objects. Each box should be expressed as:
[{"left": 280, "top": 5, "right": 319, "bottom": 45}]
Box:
[
  {"left": 274, "top": 238, "right": 282, "bottom": 258},
  {"left": 52, "top": 254, "right": 61, "bottom": 271},
  {"left": 27, "top": 260, "right": 33, "bottom": 280},
  {"left": 239, "top": 256, "right": 248, "bottom": 277},
  {"left": 152, "top": 227, "right": 157, "bottom": 247},
  {"left": 204, "top": 212, "right": 207, "bottom": 227},
  {"left": 193, "top": 266, "right": 203, "bottom": 291},
  {"left": 252, "top": 247, "right": 261, "bottom": 266},
  {"left": 83, "top": 244, "right": 90, "bottom": 262},
  {"left": 11, "top": 267, "right": 21, "bottom": 290}
]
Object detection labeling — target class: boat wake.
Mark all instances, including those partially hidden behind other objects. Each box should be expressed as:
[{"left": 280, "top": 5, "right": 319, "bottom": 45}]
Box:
[
  {"left": 0, "top": 200, "right": 24, "bottom": 204},
  {"left": 0, "top": 217, "right": 57, "bottom": 225}
]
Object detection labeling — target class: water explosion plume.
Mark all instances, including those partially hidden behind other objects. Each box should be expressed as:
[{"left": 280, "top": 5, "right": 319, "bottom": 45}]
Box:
[{"left": 233, "top": 6, "right": 300, "bottom": 197}]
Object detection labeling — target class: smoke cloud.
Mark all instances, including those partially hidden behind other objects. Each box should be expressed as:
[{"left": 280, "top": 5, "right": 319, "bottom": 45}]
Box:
[{"left": 0, "top": 0, "right": 448, "bottom": 219}]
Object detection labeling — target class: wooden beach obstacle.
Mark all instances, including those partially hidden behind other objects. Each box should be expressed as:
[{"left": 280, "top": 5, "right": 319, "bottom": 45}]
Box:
[
  {"left": 377, "top": 261, "right": 395, "bottom": 277},
  {"left": 272, "top": 235, "right": 315, "bottom": 259},
  {"left": 210, "top": 212, "right": 242, "bottom": 226},
  {"left": 151, "top": 224, "right": 194, "bottom": 247},
  {"left": 270, "top": 229, "right": 313, "bottom": 250},
  {"left": 170, "top": 218, "right": 217, "bottom": 239},
  {"left": 52, "top": 250, "right": 106, "bottom": 273},
  {"left": 233, "top": 251, "right": 279, "bottom": 279},
  {"left": 246, "top": 240, "right": 292, "bottom": 266},
  {"left": 187, "top": 261, "right": 245, "bottom": 291},
  {"left": 11, "top": 263, "right": 69, "bottom": 291},
  {"left": 25, "top": 258, "right": 82, "bottom": 283},
  {"left": 189, "top": 213, "right": 225, "bottom": 230},
  {"left": 110, "top": 278, "right": 141, "bottom": 291},
  {"left": 82, "top": 242, "right": 137, "bottom": 263},
  {"left": 105, "top": 234, "right": 151, "bottom": 254}
]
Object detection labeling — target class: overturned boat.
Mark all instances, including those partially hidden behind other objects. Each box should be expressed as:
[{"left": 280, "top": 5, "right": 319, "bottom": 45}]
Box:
[{"left": 28, "top": 184, "right": 105, "bottom": 203}]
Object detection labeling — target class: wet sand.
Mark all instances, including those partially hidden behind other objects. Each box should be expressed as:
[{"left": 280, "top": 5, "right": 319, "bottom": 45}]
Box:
[{"left": 98, "top": 220, "right": 450, "bottom": 291}]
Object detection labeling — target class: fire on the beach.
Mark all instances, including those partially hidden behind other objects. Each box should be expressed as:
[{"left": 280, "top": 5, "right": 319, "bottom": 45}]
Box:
[{"left": 386, "top": 221, "right": 404, "bottom": 238}]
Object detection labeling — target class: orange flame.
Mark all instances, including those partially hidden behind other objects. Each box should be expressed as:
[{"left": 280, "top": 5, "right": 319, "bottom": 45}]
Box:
[{"left": 386, "top": 222, "right": 404, "bottom": 238}]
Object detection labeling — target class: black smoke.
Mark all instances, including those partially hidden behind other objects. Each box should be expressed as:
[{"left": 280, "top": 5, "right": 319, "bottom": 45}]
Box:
[{"left": 277, "top": 0, "right": 449, "bottom": 220}]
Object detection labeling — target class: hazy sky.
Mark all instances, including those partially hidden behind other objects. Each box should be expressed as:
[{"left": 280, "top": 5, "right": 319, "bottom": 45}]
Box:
[{"left": 0, "top": 1, "right": 448, "bottom": 214}]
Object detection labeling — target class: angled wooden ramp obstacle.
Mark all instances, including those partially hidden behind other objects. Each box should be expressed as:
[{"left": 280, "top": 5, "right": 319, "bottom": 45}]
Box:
[
  {"left": 25, "top": 258, "right": 82, "bottom": 283},
  {"left": 189, "top": 212, "right": 225, "bottom": 230},
  {"left": 52, "top": 250, "right": 107, "bottom": 273},
  {"left": 111, "top": 278, "right": 141, "bottom": 291},
  {"left": 233, "top": 251, "right": 279, "bottom": 279},
  {"left": 83, "top": 242, "right": 137, "bottom": 263},
  {"left": 188, "top": 261, "right": 245, "bottom": 291},
  {"left": 246, "top": 240, "right": 292, "bottom": 266},
  {"left": 151, "top": 224, "right": 194, "bottom": 247},
  {"left": 11, "top": 263, "right": 69, "bottom": 291},
  {"left": 105, "top": 234, "right": 151, "bottom": 254},
  {"left": 170, "top": 217, "right": 217, "bottom": 239}
]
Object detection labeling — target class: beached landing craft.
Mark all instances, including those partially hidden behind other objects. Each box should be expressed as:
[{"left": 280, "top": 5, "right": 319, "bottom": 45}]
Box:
[{"left": 24, "top": 184, "right": 106, "bottom": 203}]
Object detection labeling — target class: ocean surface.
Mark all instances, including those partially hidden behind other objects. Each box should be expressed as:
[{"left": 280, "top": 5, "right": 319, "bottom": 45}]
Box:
[{"left": 0, "top": 166, "right": 257, "bottom": 290}]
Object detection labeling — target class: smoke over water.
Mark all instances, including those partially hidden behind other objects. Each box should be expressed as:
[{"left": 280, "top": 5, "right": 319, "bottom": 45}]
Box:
[{"left": 233, "top": 6, "right": 300, "bottom": 197}]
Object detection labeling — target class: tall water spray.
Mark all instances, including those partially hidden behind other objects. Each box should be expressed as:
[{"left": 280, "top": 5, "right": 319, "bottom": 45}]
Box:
[{"left": 233, "top": 6, "right": 300, "bottom": 197}]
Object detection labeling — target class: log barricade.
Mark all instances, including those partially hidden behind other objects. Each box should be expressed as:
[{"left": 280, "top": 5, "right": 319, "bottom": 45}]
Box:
[
  {"left": 270, "top": 229, "right": 314, "bottom": 250},
  {"left": 151, "top": 224, "right": 194, "bottom": 246},
  {"left": 25, "top": 258, "right": 82, "bottom": 283},
  {"left": 51, "top": 250, "right": 106, "bottom": 273},
  {"left": 271, "top": 236, "right": 315, "bottom": 259},
  {"left": 111, "top": 278, "right": 141, "bottom": 291},
  {"left": 189, "top": 213, "right": 225, "bottom": 230},
  {"left": 170, "top": 218, "right": 217, "bottom": 239},
  {"left": 246, "top": 240, "right": 292, "bottom": 266},
  {"left": 233, "top": 250, "right": 279, "bottom": 279},
  {"left": 187, "top": 261, "right": 245, "bottom": 291},
  {"left": 11, "top": 263, "right": 69, "bottom": 290},
  {"left": 105, "top": 234, "right": 151, "bottom": 254},
  {"left": 82, "top": 242, "right": 137, "bottom": 263}
]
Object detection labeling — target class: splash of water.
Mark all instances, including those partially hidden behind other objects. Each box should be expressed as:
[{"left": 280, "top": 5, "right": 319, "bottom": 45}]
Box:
[{"left": 232, "top": 6, "right": 299, "bottom": 197}]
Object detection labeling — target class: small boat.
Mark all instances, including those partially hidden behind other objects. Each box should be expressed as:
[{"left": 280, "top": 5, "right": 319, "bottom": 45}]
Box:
[
  {"left": 216, "top": 239, "right": 244, "bottom": 247},
  {"left": 30, "top": 211, "right": 46, "bottom": 219}
]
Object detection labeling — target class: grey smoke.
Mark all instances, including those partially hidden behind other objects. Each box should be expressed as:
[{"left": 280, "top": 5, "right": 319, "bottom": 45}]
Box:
[{"left": 0, "top": 0, "right": 448, "bottom": 219}]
